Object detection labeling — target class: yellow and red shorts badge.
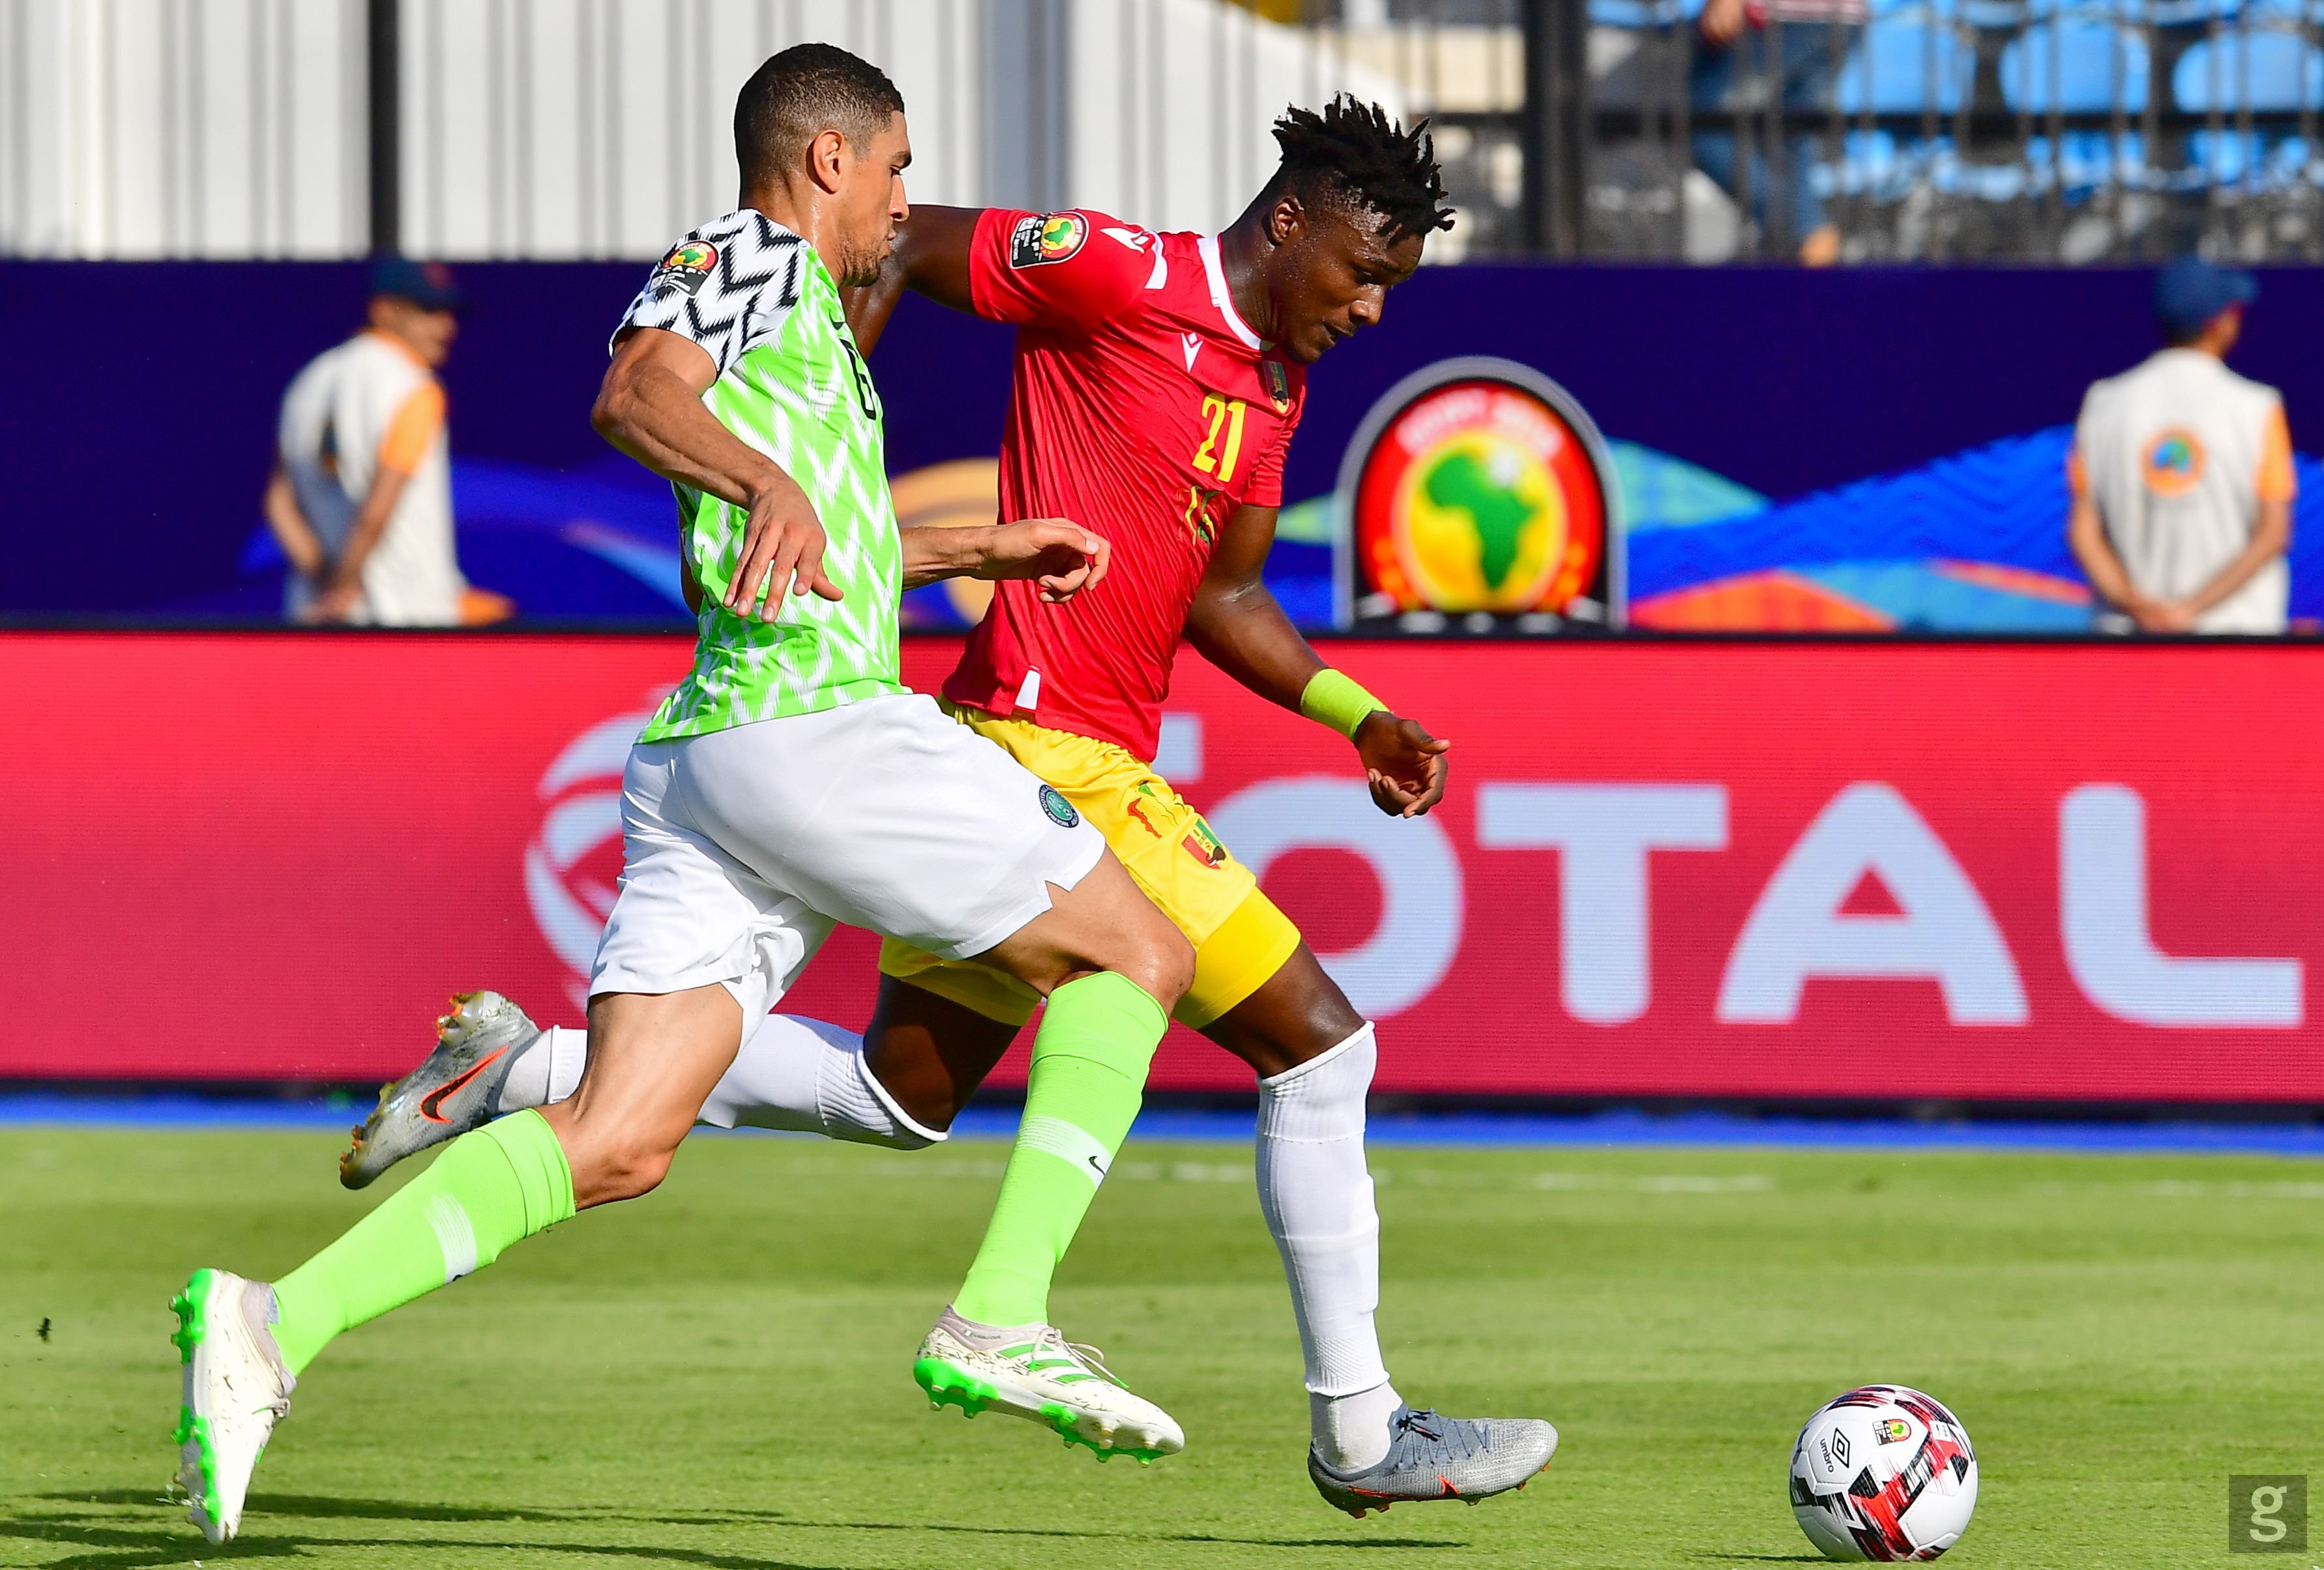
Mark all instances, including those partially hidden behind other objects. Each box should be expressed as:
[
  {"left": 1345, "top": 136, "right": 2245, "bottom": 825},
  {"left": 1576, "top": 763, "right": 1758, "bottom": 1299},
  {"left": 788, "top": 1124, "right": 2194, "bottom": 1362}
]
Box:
[{"left": 1182, "top": 825, "right": 1228, "bottom": 867}]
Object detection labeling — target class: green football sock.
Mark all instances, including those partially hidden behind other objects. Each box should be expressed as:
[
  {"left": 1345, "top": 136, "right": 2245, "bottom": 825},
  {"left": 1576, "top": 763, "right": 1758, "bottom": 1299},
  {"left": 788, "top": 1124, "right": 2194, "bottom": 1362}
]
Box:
[
  {"left": 269, "top": 1109, "right": 575, "bottom": 1375},
  {"left": 951, "top": 971, "right": 1166, "bottom": 1328}
]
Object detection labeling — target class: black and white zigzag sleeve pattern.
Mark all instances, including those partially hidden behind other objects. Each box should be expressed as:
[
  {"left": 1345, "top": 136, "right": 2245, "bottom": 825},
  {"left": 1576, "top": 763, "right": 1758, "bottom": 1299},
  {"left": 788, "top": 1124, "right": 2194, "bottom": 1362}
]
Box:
[{"left": 611, "top": 209, "right": 808, "bottom": 379}]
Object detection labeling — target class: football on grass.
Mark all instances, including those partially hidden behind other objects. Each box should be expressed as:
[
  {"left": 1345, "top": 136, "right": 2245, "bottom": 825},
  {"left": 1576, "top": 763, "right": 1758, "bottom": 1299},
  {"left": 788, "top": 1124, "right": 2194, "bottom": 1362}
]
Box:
[{"left": 1788, "top": 1385, "right": 1978, "bottom": 1561}]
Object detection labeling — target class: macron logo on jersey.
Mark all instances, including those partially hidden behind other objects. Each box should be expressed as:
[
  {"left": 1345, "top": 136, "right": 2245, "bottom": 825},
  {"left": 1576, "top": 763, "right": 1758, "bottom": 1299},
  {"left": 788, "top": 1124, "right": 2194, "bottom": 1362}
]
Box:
[
  {"left": 1106, "top": 224, "right": 1168, "bottom": 289},
  {"left": 1181, "top": 332, "right": 1201, "bottom": 371}
]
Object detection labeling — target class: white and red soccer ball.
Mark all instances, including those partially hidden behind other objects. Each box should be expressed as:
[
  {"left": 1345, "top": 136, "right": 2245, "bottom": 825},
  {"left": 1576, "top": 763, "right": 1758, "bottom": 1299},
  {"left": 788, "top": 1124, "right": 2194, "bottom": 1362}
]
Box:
[{"left": 1789, "top": 1385, "right": 1978, "bottom": 1561}]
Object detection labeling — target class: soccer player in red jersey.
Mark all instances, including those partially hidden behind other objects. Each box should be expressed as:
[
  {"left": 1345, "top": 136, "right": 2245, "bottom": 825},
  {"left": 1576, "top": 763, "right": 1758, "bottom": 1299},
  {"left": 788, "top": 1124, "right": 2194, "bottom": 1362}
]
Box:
[{"left": 349, "top": 98, "right": 1557, "bottom": 1515}]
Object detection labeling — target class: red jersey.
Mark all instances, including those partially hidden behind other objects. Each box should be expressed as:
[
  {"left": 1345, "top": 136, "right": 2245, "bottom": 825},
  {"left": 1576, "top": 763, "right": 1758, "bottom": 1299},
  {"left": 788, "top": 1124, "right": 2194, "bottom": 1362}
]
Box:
[{"left": 941, "top": 207, "right": 1308, "bottom": 761}]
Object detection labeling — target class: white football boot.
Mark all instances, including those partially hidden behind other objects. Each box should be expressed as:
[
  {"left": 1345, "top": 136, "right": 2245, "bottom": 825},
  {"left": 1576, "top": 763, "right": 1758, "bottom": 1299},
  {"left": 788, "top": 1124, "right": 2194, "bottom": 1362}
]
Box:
[
  {"left": 171, "top": 1268, "right": 294, "bottom": 1543},
  {"left": 914, "top": 1307, "right": 1184, "bottom": 1462}
]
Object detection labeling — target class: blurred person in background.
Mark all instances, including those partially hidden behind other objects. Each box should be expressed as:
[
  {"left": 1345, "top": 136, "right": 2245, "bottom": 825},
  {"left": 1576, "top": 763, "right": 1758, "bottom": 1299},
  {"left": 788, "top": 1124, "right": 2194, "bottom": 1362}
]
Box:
[
  {"left": 1692, "top": 0, "right": 1857, "bottom": 265},
  {"left": 263, "top": 258, "right": 512, "bottom": 626},
  {"left": 2067, "top": 257, "right": 2295, "bottom": 635}
]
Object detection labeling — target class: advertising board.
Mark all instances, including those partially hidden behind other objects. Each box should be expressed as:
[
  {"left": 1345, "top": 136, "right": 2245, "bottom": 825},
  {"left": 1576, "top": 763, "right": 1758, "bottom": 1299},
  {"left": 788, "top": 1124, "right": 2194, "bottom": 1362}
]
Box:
[{"left": 8, "top": 633, "right": 2317, "bottom": 1101}]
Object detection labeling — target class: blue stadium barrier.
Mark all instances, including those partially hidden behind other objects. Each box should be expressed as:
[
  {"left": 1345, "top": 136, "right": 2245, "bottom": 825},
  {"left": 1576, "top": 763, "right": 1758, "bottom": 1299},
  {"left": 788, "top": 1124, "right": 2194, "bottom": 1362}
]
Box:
[{"left": 5, "top": 1093, "right": 2322, "bottom": 1155}]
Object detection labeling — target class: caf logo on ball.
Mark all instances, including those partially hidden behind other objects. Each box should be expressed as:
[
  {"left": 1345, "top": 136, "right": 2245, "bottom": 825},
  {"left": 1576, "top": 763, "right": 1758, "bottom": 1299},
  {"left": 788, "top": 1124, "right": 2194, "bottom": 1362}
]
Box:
[{"left": 1789, "top": 1384, "right": 1978, "bottom": 1562}]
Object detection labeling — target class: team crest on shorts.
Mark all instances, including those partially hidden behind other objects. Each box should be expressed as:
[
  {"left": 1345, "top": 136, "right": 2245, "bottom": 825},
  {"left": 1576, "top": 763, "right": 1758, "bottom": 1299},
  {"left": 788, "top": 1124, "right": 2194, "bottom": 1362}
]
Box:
[
  {"left": 1010, "top": 212, "right": 1087, "bottom": 269},
  {"left": 652, "top": 239, "right": 718, "bottom": 295},
  {"left": 1181, "top": 821, "right": 1228, "bottom": 868},
  {"left": 1038, "top": 783, "right": 1081, "bottom": 828}
]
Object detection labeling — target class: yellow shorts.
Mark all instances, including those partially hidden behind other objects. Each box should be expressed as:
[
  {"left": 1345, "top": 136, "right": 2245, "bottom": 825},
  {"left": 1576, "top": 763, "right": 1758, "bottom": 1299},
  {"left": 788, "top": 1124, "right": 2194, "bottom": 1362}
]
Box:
[{"left": 878, "top": 703, "right": 1304, "bottom": 1030}]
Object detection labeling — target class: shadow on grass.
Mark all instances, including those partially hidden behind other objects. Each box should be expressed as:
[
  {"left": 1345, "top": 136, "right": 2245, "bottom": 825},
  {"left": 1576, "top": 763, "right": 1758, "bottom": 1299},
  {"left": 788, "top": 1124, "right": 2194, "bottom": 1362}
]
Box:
[
  {"left": 10, "top": 1494, "right": 1462, "bottom": 1562},
  {"left": 1170, "top": 1533, "right": 1467, "bottom": 1549},
  {"left": 0, "top": 1514, "right": 303, "bottom": 1569},
  {"left": 35, "top": 1488, "right": 581, "bottom": 1524},
  {"left": 0, "top": 1516, "right": 838, "bottom": 1570},
  {"left": 252, "top": 1493, "right": 582, "bottom": 1523},
  {"left": 796, "top": 1516, "right": 1462, "bottom": 1549}
]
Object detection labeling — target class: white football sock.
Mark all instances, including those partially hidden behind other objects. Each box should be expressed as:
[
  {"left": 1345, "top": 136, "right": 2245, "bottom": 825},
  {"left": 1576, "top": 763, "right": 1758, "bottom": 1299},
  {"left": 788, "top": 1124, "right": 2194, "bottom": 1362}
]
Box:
[
  {"left": 696, "top": 1011, "right": 943, "bottom": 1150},
  {"left": 1313, "top": 1381, "right": 1404, "bottom": 1476},
  {"left": 488, "top": 1023, "right": 585, "bottom": 1116},
  {"left": 1256, "top": 1021, "right": 1399, "bottom": 1472},
  {"left": 507, "top": 987, "right": 941, "bottom": 1152}
]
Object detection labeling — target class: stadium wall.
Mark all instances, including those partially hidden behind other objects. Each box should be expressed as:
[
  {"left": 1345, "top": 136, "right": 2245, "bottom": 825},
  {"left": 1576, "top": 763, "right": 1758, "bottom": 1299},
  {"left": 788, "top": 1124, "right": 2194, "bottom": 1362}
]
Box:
[
  {"left": 0, "top": 0, "right": 1398, "bottom": 261},
  {"left": 8, "top": 631, "right": 2319, "bottom": 1105}
]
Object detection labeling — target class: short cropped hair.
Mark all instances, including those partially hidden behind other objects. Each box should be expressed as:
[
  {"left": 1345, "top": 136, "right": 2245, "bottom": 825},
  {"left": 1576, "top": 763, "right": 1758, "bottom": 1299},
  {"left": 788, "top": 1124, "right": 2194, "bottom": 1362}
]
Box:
[
  {"left": 734, "top": 43, "right": 905, "bottom": 186},
  {"left": 1265, "top": 95, "right": 1454, "bottom": 244}
]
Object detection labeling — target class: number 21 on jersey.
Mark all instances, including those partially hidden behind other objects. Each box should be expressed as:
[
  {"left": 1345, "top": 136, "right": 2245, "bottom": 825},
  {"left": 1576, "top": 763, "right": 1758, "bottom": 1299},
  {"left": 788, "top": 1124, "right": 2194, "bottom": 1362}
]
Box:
[{"left": 1192, "top": 394, "right": 1246, "bottom": 484}]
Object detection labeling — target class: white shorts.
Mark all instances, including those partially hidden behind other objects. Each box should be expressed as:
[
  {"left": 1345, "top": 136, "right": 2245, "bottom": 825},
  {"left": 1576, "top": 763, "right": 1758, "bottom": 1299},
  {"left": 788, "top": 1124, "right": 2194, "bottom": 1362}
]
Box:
[{"left": 589, "top": 691, "right": 1107, "bottom": 1007}]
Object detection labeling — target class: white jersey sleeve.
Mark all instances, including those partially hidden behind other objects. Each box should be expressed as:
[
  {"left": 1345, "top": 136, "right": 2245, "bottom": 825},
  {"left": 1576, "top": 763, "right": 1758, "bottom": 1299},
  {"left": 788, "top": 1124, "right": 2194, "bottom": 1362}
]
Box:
[{"left": 612, "top": 209, "right": 809, "bottom": 380}]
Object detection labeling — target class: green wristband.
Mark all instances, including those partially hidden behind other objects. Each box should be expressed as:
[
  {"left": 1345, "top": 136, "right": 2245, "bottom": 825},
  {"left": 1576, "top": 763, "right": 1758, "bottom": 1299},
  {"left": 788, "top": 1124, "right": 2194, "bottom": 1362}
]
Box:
[{"left": 1299, "top": 669, "right": 1386, "bottom": 740}]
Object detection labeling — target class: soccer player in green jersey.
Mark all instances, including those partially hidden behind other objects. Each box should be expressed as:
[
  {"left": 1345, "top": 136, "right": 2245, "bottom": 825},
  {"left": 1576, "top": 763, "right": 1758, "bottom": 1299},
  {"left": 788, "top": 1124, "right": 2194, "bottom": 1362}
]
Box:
[
  {"left": 169, "top": 44, "right": 1200, "bottom": 1543},
  {"left": 342, "top": 91, "right": 1556, "bottom": 1520}
]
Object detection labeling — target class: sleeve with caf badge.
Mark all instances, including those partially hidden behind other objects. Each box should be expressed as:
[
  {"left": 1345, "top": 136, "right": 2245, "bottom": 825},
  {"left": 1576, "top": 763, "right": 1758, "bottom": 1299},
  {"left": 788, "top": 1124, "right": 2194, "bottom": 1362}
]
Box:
[
  {"left": 611, "top": 209, "right": 809, "bottom": 379},
  {"left": 966, "top": 207, "right": 1153, "bottom": 330}
]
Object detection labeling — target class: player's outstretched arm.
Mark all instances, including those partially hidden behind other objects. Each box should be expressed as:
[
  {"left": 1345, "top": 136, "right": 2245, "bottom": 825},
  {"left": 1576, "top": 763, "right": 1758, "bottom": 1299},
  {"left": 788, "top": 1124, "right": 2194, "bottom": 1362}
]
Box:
[
  {"left": 842, "top": 205, "right": 986, "bottom": 355},
  {"left": 901, "top": 519, "right": 1110, "bottom": 602},
  {"left": 593, "top": 325, "right": 840, "bottom": 613},
  {"left": 1187, "top": 503, "right": 1450, "bottom": 818}
]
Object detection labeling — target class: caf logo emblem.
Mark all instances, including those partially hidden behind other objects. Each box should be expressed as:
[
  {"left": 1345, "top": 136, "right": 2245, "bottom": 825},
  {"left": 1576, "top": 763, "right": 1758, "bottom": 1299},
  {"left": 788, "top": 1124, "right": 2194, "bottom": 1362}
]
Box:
[
  {"left": 1336, "top": 357, "right": 1622, "bottom": 623},
  {"left": 2142, "top": 428, "right": 2205, "bottom": 497}
]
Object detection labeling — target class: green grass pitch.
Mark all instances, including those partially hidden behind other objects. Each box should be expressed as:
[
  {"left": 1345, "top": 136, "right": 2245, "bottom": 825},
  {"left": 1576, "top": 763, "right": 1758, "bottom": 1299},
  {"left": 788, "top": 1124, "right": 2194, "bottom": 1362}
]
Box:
[{"left": 5, "top": 1126, "right": 2321, "bottom": 1567}]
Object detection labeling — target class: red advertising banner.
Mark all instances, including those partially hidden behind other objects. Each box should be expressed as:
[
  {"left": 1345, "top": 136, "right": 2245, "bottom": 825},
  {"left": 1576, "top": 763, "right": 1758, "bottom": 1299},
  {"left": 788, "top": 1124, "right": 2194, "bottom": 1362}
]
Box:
[{"left": 8, "top": 633, "right": 2321, "bottom": 1101}]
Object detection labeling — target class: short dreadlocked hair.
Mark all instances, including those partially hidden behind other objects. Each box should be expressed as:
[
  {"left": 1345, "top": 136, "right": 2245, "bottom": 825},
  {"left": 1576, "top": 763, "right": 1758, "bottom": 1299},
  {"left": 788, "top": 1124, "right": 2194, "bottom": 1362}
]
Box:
[{"left": 1264, "top": 95, "right": 1454, "bottom": 244}]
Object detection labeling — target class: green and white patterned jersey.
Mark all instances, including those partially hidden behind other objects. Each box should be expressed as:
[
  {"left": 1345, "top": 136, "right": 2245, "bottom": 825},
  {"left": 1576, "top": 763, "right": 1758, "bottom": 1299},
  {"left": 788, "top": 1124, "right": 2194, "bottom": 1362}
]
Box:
[{"left": 615, "top": 209, "right": 904, "bottom": 738}]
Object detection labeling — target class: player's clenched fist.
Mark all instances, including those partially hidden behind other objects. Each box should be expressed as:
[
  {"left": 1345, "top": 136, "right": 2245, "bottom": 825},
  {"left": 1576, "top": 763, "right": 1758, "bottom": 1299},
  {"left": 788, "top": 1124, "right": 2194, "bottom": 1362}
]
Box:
[
  {"left": 1355, "top": 711, "right": 1450, "bottom": 819},
  {"left": 980, "top": 518, "right": 1111, "bottom": 603},
  {"left": 728, "top": 478, "right": 846, "bottom": 618}
]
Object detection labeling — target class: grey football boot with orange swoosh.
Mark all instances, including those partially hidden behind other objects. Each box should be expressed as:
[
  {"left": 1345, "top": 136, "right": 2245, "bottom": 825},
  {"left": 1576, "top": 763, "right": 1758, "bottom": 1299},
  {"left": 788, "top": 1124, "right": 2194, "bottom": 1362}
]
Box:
[
  {"left": 1308, "top": 1404, "right": 1559, "bottom": 1517},
  {"left": 338, "top": 991, "right": 540, "bottom": 1189}
]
